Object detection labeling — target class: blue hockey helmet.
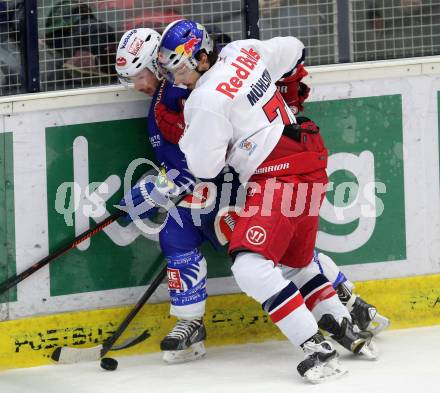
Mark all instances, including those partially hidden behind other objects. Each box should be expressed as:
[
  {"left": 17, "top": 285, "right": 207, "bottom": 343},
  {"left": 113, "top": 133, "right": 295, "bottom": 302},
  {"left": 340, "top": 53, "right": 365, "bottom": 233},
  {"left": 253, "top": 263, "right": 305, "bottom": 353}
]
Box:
[{"left": 158, "top": 19, "right": 213, "bottom": 73}]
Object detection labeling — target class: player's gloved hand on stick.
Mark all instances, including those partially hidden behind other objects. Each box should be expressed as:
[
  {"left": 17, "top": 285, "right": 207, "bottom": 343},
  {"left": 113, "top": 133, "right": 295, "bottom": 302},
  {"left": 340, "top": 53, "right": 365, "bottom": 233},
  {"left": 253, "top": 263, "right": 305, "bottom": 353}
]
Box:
[
  {"left": 276, "top": 64, "right": 310, "bottom": 114},
  {"left": 118, "top": 168, "right": 181, "bottom": 222}
]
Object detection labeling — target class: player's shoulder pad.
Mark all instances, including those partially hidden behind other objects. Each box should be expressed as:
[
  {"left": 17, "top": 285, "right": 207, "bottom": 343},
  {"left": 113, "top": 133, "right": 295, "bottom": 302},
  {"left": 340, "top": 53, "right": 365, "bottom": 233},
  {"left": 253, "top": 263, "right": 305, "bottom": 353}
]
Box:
[
  {"left": 161, "top": 80, "right": 189, "bottom": 101},
  {"left": 156, "top": 82, "right": 188, "bottom": 112}
]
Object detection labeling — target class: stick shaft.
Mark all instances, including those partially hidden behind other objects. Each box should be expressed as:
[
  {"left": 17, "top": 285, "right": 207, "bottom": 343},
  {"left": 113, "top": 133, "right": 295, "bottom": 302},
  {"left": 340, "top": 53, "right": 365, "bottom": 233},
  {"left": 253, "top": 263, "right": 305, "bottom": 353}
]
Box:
[
  {"left": 0, "top": 211, "right": 124, "bottom": 295},
  {"left": 101, "top": 264, "right": 168, "bottom": 357}
]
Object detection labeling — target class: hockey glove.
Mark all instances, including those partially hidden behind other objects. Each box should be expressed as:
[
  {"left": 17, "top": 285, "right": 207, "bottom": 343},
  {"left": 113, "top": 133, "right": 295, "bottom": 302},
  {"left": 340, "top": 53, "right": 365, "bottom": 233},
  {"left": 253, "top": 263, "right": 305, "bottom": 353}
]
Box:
[
  {"left": 118, "top": 168, "right": 181, "bottom": 223},
  {"left": 154, "top": 102, "right": 186, "bottom": 144},
  {"left": 276, "top": 64, "right": 310, "bottom": 115}
]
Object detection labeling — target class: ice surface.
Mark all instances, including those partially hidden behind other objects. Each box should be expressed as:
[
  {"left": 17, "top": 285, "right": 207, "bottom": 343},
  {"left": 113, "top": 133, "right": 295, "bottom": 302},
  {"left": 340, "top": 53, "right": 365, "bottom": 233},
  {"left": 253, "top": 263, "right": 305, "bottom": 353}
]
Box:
[{"left": 1, "top": 325, "right": 439, "bottom": 393}]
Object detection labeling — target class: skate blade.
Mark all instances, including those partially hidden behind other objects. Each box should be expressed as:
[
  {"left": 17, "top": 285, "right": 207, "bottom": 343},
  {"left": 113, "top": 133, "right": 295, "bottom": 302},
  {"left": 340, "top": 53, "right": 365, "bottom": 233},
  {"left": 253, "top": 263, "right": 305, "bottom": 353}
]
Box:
[
  {"left": 163, "top": 341, "right": 206, "bottom": 364},
  {"left": 368, "top": 313, "right": 391, "bottom": 336},
  {"left": 350, "top": 335, "right": 378, "bottom": 360},
  {"left": 358, "top": 340, "right": 378, "bottom": 360},
  {"left": 351, "top": 337, "right": 368, "bottom": 354},
  {"left": 304, "top": 358, "right": 348, "bottom": 384}
]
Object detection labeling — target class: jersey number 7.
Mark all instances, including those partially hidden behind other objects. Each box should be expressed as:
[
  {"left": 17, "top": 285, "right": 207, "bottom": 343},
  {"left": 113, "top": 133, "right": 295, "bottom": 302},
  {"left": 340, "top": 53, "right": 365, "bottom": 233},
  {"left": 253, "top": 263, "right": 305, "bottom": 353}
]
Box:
[{"left": 262, "top": 90, "right": 291, "bottom": 125}]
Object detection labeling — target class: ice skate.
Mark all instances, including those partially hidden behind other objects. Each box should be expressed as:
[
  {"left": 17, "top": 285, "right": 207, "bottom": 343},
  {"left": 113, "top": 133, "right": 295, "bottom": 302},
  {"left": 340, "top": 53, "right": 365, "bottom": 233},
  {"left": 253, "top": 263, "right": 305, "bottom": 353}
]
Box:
[
  {"left": 349, "top": 295, "right": 391, "bottom": 335},
  {"left": 160, "top": 318, "right": 206, "bottom": 364},
  {"left": 318, "top": 314, "right": 378, "bottom": 360},
  {"left": 297, "top": 332, "right": 347, "bottom": 384},
  {"left": 337, "top": 282, "right": 390, "bottom": 335}
]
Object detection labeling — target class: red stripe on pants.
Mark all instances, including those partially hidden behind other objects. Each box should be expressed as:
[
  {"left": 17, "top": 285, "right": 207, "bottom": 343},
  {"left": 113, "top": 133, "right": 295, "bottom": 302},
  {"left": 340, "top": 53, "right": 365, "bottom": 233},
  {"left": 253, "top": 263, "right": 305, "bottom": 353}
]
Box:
[
  {"left": 269, "top": 292, "right": 304, "bottom": 323},
  {"left": 304, "top": 284, "right": 336, "bottom": 311}
]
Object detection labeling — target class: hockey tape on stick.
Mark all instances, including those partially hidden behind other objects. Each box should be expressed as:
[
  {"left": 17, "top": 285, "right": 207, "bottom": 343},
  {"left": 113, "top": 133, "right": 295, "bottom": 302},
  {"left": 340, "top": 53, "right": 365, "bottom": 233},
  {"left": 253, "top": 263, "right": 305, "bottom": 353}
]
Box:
[{"left": 51, "top": 264, "right": 167, "bottom": 364}]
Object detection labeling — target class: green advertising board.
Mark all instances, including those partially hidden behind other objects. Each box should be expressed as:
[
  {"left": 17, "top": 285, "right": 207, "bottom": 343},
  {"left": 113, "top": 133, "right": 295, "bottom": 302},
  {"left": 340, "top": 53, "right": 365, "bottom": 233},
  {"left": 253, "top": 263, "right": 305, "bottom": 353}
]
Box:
[
  {"left": 46, "top": 118, "right": 161, "bottom": 295},
  {"left": 44, "top": 94, "right": 407, "bottom": 297},
  {"left": 0, "top": 132, "right": 16, "bottom": 303},
  {"left": 304, "top": 94, "right": 406, "bottom": 265},
  {"left": 45, "top": 118, "right": 232, "bottom": 296}
]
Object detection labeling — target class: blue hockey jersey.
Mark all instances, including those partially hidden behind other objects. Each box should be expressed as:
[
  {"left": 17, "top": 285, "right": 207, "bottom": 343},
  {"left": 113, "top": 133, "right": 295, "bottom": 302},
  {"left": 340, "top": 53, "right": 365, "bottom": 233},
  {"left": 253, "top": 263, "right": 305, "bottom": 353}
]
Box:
[{"left": 147, "top": 80, "right": 192, "bottom": 189}]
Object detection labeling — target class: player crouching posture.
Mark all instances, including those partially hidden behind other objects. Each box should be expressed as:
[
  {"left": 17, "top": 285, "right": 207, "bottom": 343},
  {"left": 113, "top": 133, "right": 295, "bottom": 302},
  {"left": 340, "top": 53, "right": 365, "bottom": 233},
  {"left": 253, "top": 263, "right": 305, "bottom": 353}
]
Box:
[
  {"left": 157, "top": 19, "right": 386, "bottom": 383},
  {"left": 116, "top": 27, "right": 244, "bottom": 364}
]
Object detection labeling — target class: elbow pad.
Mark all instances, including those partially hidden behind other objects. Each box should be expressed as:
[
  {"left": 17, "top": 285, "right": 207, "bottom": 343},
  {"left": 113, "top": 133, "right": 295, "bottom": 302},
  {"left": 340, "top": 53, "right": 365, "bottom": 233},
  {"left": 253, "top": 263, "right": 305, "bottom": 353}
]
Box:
[{"left": 154, "top": 102, "right": 185, "bottom": 144}]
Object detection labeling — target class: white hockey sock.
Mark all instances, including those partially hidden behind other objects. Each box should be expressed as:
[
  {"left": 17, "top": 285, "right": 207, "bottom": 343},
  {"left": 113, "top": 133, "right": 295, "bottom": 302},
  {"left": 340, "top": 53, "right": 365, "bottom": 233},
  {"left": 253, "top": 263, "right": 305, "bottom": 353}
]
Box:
[
  {"left": 232, "top": 252, "right": 318, "bottom": 346},
  {"left": 311, "top": 294, "right": 351, "bottom": 323}
]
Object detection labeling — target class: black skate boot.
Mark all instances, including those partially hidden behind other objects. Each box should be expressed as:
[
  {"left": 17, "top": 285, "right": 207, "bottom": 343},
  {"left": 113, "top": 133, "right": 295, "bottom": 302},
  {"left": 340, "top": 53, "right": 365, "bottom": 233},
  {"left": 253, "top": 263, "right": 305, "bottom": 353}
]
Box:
[
  {"left": 160, "top": 318, "right": 206, "bottom": 364},
  {"left": 350, "top": 296, "right": 378, "bottom": 331},
  {"left": 297, "top": 332, "right": 347, "bottom": 384},
  {"left": 337, "top": 282, "right": 390, "bottom": 334},
  {"left": 318, "top": 314, "right": 377, "bottom": 359}
]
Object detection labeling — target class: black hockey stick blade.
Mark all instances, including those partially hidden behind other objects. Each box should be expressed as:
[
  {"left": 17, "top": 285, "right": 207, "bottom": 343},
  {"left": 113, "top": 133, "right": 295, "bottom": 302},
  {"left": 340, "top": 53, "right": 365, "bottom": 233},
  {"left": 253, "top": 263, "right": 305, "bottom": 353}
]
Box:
[
  {"left": 51, "top": 346, "right": 62, "bottom": 361},
  {"left": 104, "top": 329, "right": 151, "bottom": 351},
  {"left": 52, "top": 265, "right": 167, "bottom": 364},
  {"left": 51, "top": 330, "right": 151, "bottom": 363}
]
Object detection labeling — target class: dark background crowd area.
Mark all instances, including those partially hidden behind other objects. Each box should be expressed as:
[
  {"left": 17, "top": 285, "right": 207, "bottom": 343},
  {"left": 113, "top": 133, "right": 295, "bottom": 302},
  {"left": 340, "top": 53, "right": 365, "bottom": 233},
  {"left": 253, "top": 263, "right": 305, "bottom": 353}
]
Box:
[{"left": 0, "top": 0, "right": 439, "bottom": 96}]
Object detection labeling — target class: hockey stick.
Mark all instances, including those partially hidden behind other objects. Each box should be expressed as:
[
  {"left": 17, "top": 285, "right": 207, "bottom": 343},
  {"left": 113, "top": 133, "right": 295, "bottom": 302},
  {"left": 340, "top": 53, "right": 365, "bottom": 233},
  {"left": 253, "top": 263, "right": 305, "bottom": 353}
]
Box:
[
  {"left": 0, "top": 162, "right": 190, "bottom": 296},
  {"left": 51, "top": 263, "right": 167, "bottom": 364},
  {"left": 0, "top": 210, "right": 124, "bottom": 296}
]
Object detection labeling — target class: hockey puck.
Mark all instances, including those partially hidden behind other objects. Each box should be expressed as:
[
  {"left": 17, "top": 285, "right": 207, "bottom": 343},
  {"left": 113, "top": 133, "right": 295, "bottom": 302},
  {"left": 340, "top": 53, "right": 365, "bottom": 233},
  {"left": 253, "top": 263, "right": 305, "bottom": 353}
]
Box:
[{"left": 100, "top": 357, "right": 118, "bottom": 371}]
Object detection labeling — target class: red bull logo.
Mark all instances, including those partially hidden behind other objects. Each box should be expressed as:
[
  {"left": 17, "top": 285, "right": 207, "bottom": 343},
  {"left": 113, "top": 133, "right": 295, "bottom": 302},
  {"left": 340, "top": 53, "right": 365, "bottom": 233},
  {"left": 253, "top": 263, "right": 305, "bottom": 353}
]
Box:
[{"left": 175, "top": 36, "right": 201, "bottom": 57}]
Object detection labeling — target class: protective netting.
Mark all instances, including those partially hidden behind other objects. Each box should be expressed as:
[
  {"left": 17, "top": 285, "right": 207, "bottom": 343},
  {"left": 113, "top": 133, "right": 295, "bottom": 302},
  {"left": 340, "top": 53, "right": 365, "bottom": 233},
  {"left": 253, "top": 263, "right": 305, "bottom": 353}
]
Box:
[
  {"left": 0, "top": 0, "right": 439, "bottom": 96},
  {"left": 37, "top": 0, "right": 243, "bottom": 92},
  {"left": 352, "top": 0, "right": 440, "bottom": 61},
  {"left": 259, "top": 0, "right": 337, "bottom": 66},
  {"left": 0, "top": 0, "right": 24, "bottom": 95}
]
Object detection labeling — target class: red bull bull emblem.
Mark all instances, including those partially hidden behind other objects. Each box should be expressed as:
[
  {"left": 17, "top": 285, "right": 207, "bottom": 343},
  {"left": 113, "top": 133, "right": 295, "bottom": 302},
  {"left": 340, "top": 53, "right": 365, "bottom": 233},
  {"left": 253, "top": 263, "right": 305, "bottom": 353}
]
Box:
[{"left": 175, "top": 35, "right": 201, "bottom": 56}]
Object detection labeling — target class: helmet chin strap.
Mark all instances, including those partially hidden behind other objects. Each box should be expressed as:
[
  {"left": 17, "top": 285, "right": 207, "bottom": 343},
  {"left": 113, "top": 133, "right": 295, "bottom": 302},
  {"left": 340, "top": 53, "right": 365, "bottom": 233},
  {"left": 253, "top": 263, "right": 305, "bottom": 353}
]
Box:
[
  {"left": 193, "top": 50, "right": 218, "bottom": 77},
  {"left": 195, "top": 67, "right": 205, "bottom": 76},
  {"left": 194, "top": 55, "right": 208, "bottom": 76}
]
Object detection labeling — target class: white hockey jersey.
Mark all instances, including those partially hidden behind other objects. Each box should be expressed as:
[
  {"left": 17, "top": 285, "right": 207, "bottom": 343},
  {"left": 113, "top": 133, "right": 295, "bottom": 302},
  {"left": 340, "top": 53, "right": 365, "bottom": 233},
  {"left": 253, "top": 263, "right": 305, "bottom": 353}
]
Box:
[{"left": 179, "top": 37, "right": 305, "bottom": 183}]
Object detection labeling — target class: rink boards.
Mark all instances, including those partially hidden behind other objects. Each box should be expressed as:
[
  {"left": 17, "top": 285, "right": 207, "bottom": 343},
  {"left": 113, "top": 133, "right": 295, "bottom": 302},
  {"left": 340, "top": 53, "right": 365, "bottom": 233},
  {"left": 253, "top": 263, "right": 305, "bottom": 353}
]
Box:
[
  {"left": 0, "top": 57, "right": 439, "bottom": 368},
  {"left": 0, "top": 273, "right": 439, "bottom": 369}
]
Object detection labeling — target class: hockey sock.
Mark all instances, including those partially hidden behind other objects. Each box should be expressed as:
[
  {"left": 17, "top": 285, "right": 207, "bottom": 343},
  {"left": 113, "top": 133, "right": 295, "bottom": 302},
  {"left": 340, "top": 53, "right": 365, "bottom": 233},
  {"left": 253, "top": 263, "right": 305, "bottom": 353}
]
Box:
[{"left": 166, "top": 249, "right": 207, "bottom": 319}]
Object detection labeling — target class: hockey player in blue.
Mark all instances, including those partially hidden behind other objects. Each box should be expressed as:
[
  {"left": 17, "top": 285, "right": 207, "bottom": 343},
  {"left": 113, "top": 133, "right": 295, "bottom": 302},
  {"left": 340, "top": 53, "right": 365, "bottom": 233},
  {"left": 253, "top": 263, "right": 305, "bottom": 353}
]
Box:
[
  {"left": 115, "top": 28, "right": 389, "bottom": 366},
  {"left": 116, "top": 28, "right": 243, "bottom": 364}
]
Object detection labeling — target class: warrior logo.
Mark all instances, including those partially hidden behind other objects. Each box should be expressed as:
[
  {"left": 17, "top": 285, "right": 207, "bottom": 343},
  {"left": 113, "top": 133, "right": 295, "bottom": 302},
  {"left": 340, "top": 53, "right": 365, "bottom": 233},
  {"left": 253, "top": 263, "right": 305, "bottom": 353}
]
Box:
[{"left": 246, "top": 226, "right": 267, "bottom": 245}]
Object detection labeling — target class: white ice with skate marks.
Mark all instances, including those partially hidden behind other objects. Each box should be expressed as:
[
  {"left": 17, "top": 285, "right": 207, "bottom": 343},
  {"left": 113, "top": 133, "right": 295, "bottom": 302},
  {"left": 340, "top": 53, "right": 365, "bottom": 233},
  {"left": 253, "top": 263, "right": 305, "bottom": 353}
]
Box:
[{"left": 0, "top": 325, "right": 439, "bottom": 393}]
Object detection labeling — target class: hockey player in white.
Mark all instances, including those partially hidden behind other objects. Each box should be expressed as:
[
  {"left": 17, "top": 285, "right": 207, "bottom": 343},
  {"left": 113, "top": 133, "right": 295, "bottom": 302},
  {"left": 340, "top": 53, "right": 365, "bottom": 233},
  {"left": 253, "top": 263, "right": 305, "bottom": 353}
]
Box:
[{"left": 158, "top": 20, "right": 382, "bottom": 383}]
